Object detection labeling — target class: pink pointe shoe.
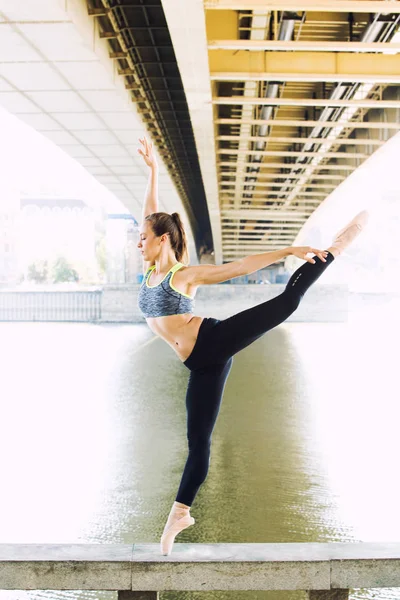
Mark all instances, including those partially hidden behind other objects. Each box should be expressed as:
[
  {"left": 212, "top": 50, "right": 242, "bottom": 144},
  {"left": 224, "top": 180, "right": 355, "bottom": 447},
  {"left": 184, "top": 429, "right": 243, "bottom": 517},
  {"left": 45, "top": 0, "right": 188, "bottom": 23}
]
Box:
[
  {"left": 331, "top": 209, "right": 370, "bottom": 256},
  {"left": 160, "top": 514, "right": 195, "bottom": 556}
]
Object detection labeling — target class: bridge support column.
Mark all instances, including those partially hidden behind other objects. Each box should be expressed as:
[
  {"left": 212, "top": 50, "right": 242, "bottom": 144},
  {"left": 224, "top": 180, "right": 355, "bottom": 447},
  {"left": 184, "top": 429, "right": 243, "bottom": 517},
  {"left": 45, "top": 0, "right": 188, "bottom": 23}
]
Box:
[
  {"left": 308, "top": 589, "right": 349, "bottom": 600},
  {"left": 118, "top": 593, "right": 159, "bottom": 600}
]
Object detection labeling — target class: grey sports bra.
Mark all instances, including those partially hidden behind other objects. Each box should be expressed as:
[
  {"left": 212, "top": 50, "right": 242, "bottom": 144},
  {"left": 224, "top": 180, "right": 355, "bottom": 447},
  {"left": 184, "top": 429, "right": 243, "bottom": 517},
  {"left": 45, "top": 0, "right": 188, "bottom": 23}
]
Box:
[{"left": 137, "top": 262, "right": 195, "bottom": 318}]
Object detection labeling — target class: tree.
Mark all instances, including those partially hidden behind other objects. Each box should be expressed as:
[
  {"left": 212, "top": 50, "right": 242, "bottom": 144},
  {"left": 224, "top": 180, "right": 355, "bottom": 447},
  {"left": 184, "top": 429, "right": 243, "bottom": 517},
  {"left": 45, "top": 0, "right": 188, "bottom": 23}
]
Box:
[
  {"left": 52, "top": 256, "right": 79, "bottom": 283},
  {"left": 95, "top": 230, "right": 106, "bottom": 281},
  {"left": 27, "top": 260, "right": 48, "bottom": 283}
]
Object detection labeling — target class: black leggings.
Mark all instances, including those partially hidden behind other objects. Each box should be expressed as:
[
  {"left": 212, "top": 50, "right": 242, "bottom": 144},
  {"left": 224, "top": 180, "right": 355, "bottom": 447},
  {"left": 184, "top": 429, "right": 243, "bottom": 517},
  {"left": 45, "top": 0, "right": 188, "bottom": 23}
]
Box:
[{"left": 176, "top": 251, "right": 335, "bottom": 506}]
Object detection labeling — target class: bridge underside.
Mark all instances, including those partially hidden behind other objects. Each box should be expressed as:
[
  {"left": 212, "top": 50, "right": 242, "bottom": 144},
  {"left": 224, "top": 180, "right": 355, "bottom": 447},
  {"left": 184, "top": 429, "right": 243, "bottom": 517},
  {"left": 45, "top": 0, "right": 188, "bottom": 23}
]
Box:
[
  {"left": 0, "top": 0, "right": 400, "bottom": 266},
  {"left": 161, "top": 0, "right": 400, "bottom": 263}
]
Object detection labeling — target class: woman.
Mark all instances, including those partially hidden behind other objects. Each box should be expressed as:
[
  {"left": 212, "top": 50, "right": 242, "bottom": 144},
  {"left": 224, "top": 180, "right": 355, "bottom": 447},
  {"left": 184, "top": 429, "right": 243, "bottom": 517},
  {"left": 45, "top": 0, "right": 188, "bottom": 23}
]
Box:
[{"left": 136, "top": 136, "right": 369, "bottom": 556}]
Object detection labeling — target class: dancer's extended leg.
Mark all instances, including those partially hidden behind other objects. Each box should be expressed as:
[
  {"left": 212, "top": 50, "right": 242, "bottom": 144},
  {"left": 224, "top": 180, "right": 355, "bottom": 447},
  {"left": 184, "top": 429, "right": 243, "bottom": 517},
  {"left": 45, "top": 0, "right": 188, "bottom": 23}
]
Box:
[
  {"left": 198, "top": 209, "right": 369, "bottom": 366},
  {"left": 202, "top": 250, "right": 335, "bottom": 365}
]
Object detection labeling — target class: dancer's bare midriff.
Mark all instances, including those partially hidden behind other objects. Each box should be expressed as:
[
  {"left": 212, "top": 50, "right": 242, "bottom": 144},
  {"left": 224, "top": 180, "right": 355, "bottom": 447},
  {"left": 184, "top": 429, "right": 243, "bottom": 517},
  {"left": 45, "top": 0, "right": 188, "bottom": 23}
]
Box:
[{"left": 146, "top": 314, "right": 205, "bottom": 362}]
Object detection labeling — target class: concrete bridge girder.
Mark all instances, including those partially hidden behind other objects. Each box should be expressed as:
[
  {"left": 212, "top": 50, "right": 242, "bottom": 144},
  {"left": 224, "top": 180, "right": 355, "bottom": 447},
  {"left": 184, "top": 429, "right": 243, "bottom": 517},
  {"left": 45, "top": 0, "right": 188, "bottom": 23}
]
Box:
[{"left": 0, "top": 0, "right": 199, "bottom": 263}]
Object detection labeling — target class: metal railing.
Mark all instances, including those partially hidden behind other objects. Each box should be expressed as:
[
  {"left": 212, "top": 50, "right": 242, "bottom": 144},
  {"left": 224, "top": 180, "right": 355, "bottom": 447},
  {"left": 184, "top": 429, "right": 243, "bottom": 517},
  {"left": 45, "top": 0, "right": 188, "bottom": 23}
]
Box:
[
  {"left": 0, "top": 290, "right": 102, "bottom": 322},
  {"left": 1, "top": 542, "right": 400, "bottom": 599}
]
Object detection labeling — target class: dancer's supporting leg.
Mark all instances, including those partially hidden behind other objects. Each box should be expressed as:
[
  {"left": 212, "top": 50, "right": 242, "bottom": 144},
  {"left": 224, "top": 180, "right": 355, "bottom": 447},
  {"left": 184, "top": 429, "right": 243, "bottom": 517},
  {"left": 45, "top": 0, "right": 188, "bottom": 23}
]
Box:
[{"left": 161, "top": 358, "right": 233, "bottom": 555}]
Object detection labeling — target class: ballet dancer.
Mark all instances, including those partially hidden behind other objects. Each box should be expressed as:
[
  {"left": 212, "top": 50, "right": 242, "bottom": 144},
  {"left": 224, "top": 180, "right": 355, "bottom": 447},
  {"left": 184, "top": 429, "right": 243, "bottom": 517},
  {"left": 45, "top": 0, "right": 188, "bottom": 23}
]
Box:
[{"left": 136, "top": 136, "right": 369, "bottom": 555}]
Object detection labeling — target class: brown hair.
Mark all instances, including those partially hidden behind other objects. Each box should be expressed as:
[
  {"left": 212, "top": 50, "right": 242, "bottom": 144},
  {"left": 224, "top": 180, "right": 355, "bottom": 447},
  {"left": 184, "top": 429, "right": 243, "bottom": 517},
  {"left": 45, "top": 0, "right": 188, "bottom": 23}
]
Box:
[{"left": 145, "top": 212, "right": 190, "bottom": 265}]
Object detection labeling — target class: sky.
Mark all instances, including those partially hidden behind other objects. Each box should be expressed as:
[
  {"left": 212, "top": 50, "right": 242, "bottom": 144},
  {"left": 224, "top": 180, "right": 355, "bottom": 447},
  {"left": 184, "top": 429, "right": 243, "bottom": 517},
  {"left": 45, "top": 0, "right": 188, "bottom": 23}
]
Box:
[
  {"left": 288, "top": 129, "right": 400, "bottom": 292},
  {"left": 0, "top": 105, "right": 130, "bottom": 215}
]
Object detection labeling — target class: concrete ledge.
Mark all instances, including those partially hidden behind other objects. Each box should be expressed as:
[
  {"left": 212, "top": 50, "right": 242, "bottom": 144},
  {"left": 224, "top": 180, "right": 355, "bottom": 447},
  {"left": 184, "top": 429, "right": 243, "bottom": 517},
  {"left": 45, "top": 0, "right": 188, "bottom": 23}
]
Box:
[
  {"left": 0, "top": 543, "right": 400, "bottom": 591},
  {"left": 0, "top": 544, "right": 132, "bottom": 590}
]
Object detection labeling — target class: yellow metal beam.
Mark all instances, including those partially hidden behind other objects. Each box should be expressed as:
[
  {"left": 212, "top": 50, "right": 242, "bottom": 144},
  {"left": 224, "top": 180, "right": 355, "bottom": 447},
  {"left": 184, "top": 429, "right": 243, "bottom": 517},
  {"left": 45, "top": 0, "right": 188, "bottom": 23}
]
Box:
[
  {"left": 221, "top": 210, "right": 310, "bottom": 220},
  {"left": 218, "top": 148, "right": 367, "bottom": 158},
  {"left": 222, "top": 230, "right": 300, "bottom": 234},
  {"left": 223, "top": 239, "right": 298, "bottom": 245},
  {"left": 223, "top": 251, "right": 292, "bottom": 258},
  {"left": 218, "top": 161, "right": 355, "bottom": 170},
  {"left": 222, "top": 204, "right": 320, "bottom": 212},
  {"left": 224, "top": 251, "right": 290, "bottom": 256},
  {"left": 205, "top": 8, "right": 238, "bottom": 39},
  {"left": 217, "top": 135, "right": 384, "bottom": 146},
  {"left": 221, "top": 181, "right": 337, "bottom": 187},
  {"left": 223, "top": 240, "right": 297, "bottom": 245},
  {"left": 222, "top": 243, "right": 298, "bottom": 250},
  {"left": 222, "top": 227, "right": 302, "bottom": 235},
  {"left": 223, "top": 236, "right": 301, "bottom": 240},
  {"left": 223, "top": 230, "right": 306, "bottom": 234},
  {"left": 221, "top": 191, "right": 327, "bottom": 197},
  {"left": 208, "top": 51, "right": 400, "bottom": 79},
  {"left": 222, "top": 223, "right": 301, "bottom": 229},
  {"left": 213, "top": 97, "right": 400, "bottom": 109},
  {"left": 221, "top": 212, "right": 321, "bottom": 217},
  {"left": 224, "top": 209, "right": 318, "bottom": 213},
  {"left": 211, "top": 72, "right": 400, "bottom": 84},
  {"left": 223, "top": 239, "right": 301, "bottom": 243},
  {"left": 221, "top": 182, "right": 337, "bottom": 189},
  {"left": 209, "top": 40, "right": 400, "bottom": 52},
  {"left": 216, "top": 118, "right": 400, "bottom": 129},
  {"left": 222, "top": 203, "right": 322, "bottom": 207},
  {"left": 223, "top": 231, "right": 300, "bottom": 235},
  {"left": 224, "top": 216, "right": 312, "bottom": 220},
  {"left": 204, "top": 1, "right": 400, "bottom": 13},
  {"left": 220, "top": 173, "right": 345, "bottom": 180},
  {"left": 222, "top": 237, "right": 294, "bottom": 241}
]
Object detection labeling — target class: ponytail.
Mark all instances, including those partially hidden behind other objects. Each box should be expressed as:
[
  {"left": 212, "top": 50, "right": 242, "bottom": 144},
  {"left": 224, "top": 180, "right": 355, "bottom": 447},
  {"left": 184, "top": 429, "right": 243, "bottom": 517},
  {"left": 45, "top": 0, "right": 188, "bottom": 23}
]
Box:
[
  {"left": 145, "top": 212, "right": 190, "bottom": 265},
  {"left": 171, "top": 212, "right": 189, "bottom": 265}
]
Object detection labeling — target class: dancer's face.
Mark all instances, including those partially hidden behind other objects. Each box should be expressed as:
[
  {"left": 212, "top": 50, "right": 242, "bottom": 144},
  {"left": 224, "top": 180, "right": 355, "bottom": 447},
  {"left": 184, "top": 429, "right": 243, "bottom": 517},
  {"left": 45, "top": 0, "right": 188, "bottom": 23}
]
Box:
[{"left": 137, "top": 221, "right": 165, "bottom": 261}]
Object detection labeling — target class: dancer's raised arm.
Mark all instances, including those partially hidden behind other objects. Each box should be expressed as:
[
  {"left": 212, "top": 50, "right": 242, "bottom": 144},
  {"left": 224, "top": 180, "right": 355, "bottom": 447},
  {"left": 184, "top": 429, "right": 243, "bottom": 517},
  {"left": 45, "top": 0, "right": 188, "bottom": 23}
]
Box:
[{"left": 138, "top": 136, "right": 158, "bottom": 220}]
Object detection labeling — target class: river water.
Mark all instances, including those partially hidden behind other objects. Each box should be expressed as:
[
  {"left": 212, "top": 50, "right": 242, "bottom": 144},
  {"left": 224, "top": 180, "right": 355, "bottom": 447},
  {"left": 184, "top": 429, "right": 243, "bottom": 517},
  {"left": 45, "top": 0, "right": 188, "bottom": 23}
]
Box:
[{"left": 0, "top": 302, "right": 399, "bottom": 600}]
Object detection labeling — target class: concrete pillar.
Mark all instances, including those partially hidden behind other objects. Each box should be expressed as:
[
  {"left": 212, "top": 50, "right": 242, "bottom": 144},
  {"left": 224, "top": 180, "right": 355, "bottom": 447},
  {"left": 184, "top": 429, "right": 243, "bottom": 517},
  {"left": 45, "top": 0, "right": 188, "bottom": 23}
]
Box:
[
  {"left": 381, "top": 85, "right": 400, "bottom": 139},
  {"left": 308, "top": 589, "right": 349, "bottom": 600},
  {"left": 0, "top": 187, "right": 19, "bottom": 286},
  {"left": 118, "top": 593, "right": 159, "bottom": 600},
  {"left": 125, "top": 222, "right": 141, "bottom": 283},
  {"left": 199, "top": 248, "right": 214, "bottom": 264},
  {"left": 105, "top": 214, "right": 139, "bottom": 283},
  {"left": 105, "top": 217, "right": 125, "bottom": 283},
  {"left": 364, "top": 85, "right": 400, "bottom": 144}
]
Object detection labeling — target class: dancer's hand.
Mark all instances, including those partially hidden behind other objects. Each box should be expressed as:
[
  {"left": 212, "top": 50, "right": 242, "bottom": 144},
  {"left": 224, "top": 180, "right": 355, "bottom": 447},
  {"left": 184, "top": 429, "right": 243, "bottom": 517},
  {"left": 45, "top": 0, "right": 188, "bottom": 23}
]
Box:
[
  {"left": 137, "top": 136, "right": 158, "bottom": 169},
  {"left": 290, "top": 246, "right": 328, "bottom": 264}
]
